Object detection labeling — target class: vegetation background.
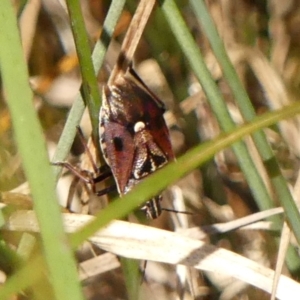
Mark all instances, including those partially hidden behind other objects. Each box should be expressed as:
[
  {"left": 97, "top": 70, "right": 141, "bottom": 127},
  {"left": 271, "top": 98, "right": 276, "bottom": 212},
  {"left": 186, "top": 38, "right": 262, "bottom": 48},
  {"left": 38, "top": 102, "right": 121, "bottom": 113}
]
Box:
[{"left": 1, "top": 0, "right": 300, "bottom": 299}]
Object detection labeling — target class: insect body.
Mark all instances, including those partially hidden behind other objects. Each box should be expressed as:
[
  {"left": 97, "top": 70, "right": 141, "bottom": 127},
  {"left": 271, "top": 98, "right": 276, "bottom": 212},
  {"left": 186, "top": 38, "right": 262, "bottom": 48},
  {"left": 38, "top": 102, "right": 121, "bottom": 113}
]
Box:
[{"left": 99, "top": 66, "right": 174, "bottom": 218}]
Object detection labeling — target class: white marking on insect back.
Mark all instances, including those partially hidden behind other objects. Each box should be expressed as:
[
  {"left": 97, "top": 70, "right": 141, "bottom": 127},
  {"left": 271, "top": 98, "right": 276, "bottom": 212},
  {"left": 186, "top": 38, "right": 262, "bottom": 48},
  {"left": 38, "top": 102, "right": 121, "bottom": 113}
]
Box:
[
  {"left": 149, "top": 157, "right": 158, "bottom": 172},
  {"left": 134, "top": 121, "right": 146, "bottom": 133}
]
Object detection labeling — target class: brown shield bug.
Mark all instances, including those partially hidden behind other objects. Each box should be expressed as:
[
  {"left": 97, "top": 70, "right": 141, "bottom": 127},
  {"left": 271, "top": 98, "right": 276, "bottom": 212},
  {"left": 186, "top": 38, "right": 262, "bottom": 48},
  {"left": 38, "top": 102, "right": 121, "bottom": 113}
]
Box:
[{"left": 99, "top": 65, "right": 175, "bottom": 219}]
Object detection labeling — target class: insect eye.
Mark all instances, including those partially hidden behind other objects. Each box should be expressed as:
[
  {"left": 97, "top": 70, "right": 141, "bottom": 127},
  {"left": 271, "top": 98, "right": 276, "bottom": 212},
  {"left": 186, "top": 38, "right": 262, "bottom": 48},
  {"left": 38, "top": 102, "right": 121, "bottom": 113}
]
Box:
[{"left": 113, "top": 137, "right": 124, "bottom": 151}]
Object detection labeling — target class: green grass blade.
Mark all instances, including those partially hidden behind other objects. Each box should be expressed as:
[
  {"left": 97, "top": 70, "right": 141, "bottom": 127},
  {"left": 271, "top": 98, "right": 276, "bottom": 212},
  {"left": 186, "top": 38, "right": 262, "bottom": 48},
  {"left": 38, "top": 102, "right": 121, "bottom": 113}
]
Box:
[
  {"left": 66, "top": 0, "right": 102, "bottom": 146},
  {"left": 157, "top": 0, "right": 278, "bottom": 214},
  {"left": 120, "top": 257, "right": 140, "bottom": 300},
  {"left": 0, "top": 2, "right": 84, "bottom": 300},
  {"left": 52, "top": 0, "right": 126, "bottom": 181},
  {"left": 190, "top": 0, "right": 300, "bottom": 246},
  {"left": 71, "top": 101, "right": 300, "bottom": 247}
]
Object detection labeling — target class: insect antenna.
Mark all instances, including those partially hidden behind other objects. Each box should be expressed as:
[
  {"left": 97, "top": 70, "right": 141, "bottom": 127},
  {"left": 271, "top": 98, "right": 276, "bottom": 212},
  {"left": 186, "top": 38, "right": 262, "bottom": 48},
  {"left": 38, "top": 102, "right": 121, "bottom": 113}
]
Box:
[{"left": 160, "top": 208, "right": 194, "bottom": 216}]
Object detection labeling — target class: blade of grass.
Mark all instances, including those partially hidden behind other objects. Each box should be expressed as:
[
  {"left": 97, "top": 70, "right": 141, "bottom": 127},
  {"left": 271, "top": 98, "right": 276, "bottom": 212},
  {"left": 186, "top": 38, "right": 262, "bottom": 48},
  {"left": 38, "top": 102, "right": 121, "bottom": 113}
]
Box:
[
  {"left": 0, "top": 2, "right": 84, "bottom": 300},
  {"left": 162, "top": 0, "right": 300, "bottom": 272},
  {"left": 108, "top": 0, "right": 155, "bottom": 82},
  {"left": 65, "top": 0, "right": 102, "bottom": 149},
  {"left": 158, "top": 0, "right": 276, "bottom": 215},
  {"left": 190, "top": 0, "right": 300, "bottom": 262},
  {"left": 6, "top": 212, "right": 300, "bottom": 300},
  {"left": 71, "top": 101, "right": 300, "bottom": 247},
  {"left": 52, "top": 0, "right": 126, "bottom": 181},
  {"left": 120, "top": 257, "right": 141, "bottom": 300}
]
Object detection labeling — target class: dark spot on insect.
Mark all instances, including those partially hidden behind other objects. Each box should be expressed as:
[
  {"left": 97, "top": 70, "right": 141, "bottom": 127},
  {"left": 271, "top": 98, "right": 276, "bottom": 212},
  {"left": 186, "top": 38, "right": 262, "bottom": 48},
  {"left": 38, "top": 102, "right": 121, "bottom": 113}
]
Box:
[
  {"left": 153, "top": 154, "right": 167, "bottom": 167},
  {"left": 139, "top": 157, "right": 152, "bottom": 176},
  {"left": 113, "top": 137, "right": 123, "bottom": 151}
]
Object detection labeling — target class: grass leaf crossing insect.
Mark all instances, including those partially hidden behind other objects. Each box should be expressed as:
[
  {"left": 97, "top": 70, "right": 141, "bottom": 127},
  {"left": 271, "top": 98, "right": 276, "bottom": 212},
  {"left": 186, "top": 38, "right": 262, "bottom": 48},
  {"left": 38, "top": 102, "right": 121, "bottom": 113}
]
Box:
[{"left": 99, "top": 65, "right": 175, "bottom": 219}]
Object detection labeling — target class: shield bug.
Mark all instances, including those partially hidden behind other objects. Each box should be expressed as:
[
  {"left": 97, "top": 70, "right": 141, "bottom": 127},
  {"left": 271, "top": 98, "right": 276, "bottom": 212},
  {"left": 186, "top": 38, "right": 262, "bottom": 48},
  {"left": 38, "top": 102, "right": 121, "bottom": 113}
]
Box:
[{"left": 99, "top": 66, "right": 175, "bottom": 219}]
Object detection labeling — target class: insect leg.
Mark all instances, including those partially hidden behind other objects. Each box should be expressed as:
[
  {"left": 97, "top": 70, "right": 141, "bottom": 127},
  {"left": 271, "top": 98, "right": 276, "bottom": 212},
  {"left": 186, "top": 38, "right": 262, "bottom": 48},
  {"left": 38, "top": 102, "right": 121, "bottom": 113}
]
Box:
[
  {"left": 96, "top": 184, "right": 117, "bottom": 197},
  {"left": 93, "top": 166, "right": 112, "bottom": 183},
  {"left": 52, "top": 161, "right": 94, "bottom": 184}
]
